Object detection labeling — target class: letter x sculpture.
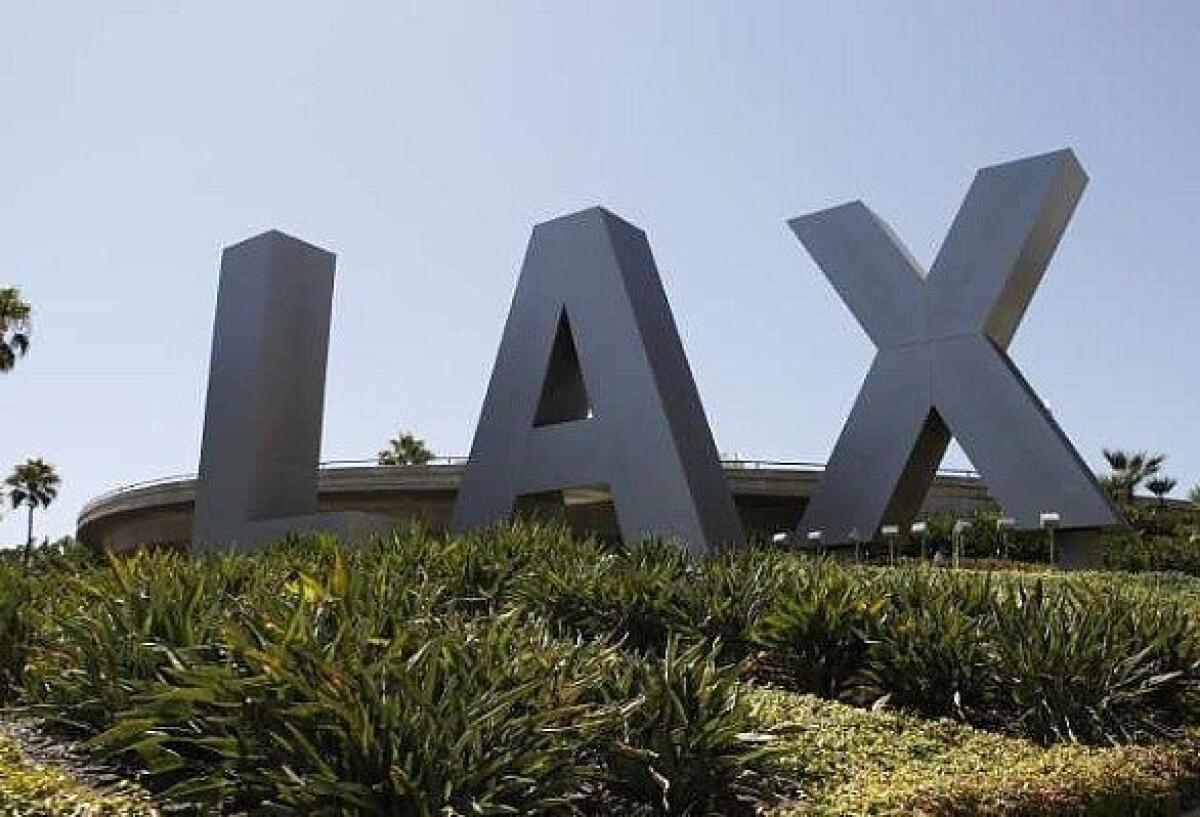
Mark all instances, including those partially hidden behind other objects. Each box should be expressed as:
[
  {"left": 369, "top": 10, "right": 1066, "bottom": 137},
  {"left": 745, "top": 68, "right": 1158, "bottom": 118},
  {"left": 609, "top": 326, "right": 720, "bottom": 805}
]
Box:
[{"left": 791, "top": 149, "right": 1121, "bottom": 544}]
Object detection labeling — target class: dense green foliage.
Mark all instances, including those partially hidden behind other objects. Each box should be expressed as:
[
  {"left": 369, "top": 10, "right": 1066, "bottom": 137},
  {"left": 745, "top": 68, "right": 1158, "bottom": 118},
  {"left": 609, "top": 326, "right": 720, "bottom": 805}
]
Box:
[
  {"left": 1095, "top": 445, "right": 1200, "bottom": 577},
  {"left": 870, "top": 507, "right": 1054, "bottom": 563},
  {"left": 1, "top": 524, "right": 1200, "bottom": 814},
  {"left": 753, "top": 560, "right": 1200, "bottom": 743},
  {"left": 377, "top": 429, "right": 435, "bottom": 466},
  {"left": 1104, "top": 512, "right": 1200, "bottom": 576},
  {"left": 0, "top": 286, "right": 31, "bottom": 373},
  {"left": 7, "top": 527, "right": 778, "bottom": 815},
  {"left": 1107, "top": 528, "right": 1200, "bottom": 575}
]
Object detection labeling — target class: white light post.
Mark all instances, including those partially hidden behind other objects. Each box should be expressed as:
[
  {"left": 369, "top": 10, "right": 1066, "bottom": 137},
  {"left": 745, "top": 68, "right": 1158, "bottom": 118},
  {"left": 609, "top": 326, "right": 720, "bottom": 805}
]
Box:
[
  {"left": 952, "top": 520, "right": 971, "bottom": 569},
  {"left": 881, "top": 524, "right": 900, "bottom": 566},
  {"left": 996, "top": 516, "right": 1016, "bottom": 559},
  {"left": 807, "top": 530, "right": 824, "bottom": 557},
  {"left": 911, "top": 521, "right": 929, "bottom": 561},
  {"left": 1040, "top": 512, "right": 1061, "bottom": 566}
]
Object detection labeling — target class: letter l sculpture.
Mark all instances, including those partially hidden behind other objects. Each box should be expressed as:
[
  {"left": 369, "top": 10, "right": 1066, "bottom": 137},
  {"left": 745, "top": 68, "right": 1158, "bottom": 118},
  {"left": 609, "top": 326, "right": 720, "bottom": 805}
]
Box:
[{"left": 192, "top": 230, "right": 391, "bottom": 552}]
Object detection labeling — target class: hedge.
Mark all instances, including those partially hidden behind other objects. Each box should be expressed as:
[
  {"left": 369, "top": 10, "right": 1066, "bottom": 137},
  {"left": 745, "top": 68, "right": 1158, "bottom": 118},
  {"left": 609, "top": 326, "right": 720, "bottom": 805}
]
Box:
[
  {"left": 756, "top": 689, "right": 1200, "bottom": 816},
  {"left": 0, "top": 734, "right": 154, "bottom": 817}
]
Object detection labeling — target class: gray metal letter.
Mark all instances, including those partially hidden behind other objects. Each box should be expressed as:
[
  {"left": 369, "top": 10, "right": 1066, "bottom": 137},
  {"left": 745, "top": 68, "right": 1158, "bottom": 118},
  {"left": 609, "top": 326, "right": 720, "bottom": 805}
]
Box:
[
  {"left": 451, "top": 207, "right": 744, "bottom": 556},
  {"left": 792, "top": 149, "right": 1121, "bottom": 543},
  {"left": 192, "top": 230, "right": 389, "bottom": 552}
]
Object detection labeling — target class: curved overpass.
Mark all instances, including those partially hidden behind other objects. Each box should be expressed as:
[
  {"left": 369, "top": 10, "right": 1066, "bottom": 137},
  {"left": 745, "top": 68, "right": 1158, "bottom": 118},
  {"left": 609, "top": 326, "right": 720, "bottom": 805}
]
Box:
[{"left": 77, "top": 459, "right": 991, "bottom": 553}]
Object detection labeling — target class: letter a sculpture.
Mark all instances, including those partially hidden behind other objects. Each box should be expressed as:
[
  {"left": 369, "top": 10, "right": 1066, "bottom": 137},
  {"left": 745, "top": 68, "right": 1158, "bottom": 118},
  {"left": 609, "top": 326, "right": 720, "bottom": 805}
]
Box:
[
  {"left": 452, "top": 207, "right": 744, "bottom": 555},
  {"left": 792, "top": 149, "right": 1121, "bottom": 549}
]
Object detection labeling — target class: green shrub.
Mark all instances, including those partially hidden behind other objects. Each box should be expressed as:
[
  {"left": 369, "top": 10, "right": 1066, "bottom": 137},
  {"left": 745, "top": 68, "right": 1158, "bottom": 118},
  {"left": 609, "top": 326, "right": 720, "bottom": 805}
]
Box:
[
  {"left": 245, "top": 616, "right": 616, "bottom": 817},
  {"left": 1105, "top": 527, "right": 1200, "bottom": 576},
  {"left": 0, "top": 562, "right": 30, "bottom": 704},
  {"left": 752, "top": 560, "right": 884, "bottom": 698},
  {"left": 988, "top": 580, "right": 1200, "bottom": 744},
  {"left": 682, "top": 550, "right": 786, "bottom": 663},
  {"left": 25, "top": 551, "right": 236, "bottom": 731},
  {"left": 751, "top": 561, "right": 1200, "bottom": 743},
  {"left": 858, "top": 590, "right": 992, "bottom": 719},
  {"left": 123, "top": 618, "right": 612, "bottom": 815},
  {"left": 512, "top": 539, "right": 694, "bottom": 655},
  {"left": 80, "top": 549, "right": 618, "bottom": 815},
  {"left": 600, "top": 636, "right": 778, "bottom": 816},
  {"left": 66, "top": 533, "right": 783, "bottom": 815}
]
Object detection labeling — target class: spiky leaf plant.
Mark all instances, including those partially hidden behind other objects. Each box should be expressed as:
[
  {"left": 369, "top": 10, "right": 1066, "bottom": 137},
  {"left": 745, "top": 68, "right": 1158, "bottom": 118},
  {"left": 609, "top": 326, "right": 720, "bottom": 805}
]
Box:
[
  {"left": 751, "top": 560, "right": 884, "bottom": 698},
  {"left": 599, "top": 636, "right": 778, "bottom": 816}
]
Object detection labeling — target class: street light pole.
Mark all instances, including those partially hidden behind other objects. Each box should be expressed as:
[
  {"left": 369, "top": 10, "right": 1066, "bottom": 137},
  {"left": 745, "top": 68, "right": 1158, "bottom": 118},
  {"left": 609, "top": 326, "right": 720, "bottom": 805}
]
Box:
[
  {"left": 996, "top": 516, "right": 1016, "bottom": 560},
  {"left": 911, "top": 521, "right": 929, "bottom": 561},
  {"left": 849, "top": 529, "right": 862, "bottom": 564},
  {"left": 1040, "top": 512, "right": 1061, "bottom": 566},
  {"left": 881, "top": 524, "right": 900, "bottom": 566},
  {"left": 952, "top": 520, "right": 972, "bottom": 569}
]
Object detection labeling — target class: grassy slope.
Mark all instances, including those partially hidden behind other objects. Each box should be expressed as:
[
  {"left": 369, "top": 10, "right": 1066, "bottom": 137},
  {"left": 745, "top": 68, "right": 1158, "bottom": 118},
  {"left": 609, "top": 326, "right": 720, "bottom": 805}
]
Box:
[{"left": 755, "top": 688, "right": 1200, "bottom": 816}]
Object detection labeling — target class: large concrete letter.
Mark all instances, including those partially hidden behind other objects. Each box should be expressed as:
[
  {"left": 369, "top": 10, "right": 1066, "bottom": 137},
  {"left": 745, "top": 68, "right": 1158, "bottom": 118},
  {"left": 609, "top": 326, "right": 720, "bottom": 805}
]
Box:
[
  {"left": 451, "top": 207, "right": 743, "bottom": 555},
  {"left": 192, "top": 230, "right": 387, "bottom": 552},
  {"left": 791, "top": 150, "right": 1121, "bottom": 549}
]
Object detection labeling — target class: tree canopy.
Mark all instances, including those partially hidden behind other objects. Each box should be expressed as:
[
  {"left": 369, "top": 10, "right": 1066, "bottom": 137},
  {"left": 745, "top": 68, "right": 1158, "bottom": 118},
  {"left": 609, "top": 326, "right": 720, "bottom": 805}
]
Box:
[
  {"left": 0, "top": 288, "right": 31, "bottom": 372},
  {"left": 378, "top": 430, "right": 434, "bottom": 466}
]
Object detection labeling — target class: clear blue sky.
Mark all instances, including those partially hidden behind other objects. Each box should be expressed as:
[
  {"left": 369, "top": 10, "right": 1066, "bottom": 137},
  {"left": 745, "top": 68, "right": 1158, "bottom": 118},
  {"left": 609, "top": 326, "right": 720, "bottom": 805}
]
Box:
[{"left": 2, "top": 1, "right": 1197, "bottom": 543}]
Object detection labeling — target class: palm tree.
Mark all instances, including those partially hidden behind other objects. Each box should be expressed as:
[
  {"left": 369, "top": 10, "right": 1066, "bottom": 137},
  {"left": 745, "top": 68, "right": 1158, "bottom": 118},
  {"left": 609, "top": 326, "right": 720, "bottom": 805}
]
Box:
[
  {"left": 1102, "top": 448, "right": 1166, "bottom": 502},
  {"left": 0, "top": 287, "right": 31, "bottom": 372},
  {"left": 1146, "top": 476, "right": 1178, "bottom": 509},
  {"left": 377, "top": 430, "right": 434, "bottom": 466},
  {"left": 5, "top": 458, "right": 60, "bottom": 567}
]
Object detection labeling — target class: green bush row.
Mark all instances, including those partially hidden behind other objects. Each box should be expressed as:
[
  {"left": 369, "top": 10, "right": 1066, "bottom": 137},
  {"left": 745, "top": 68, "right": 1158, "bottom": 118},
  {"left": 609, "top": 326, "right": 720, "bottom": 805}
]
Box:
[
  {"left": 1105, "top": 526, "right": 1200, "bottom": 576},
  {"left": 497, "top": 532, "right": 1200, "bottom": 744},
  {"left": 13, "top": 526, "right": 1200, "bottom": 746},
  {"left": 1, "top": 523, "right": 1199, "bottom": 813},
  {"left": 754, "top": 561, "right": 1200, "bottom": 743}
]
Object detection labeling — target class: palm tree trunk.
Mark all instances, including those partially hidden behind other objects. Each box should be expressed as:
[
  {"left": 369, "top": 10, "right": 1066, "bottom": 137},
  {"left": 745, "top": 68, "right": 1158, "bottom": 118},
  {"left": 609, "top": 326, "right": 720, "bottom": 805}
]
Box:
[{"left": 22, "top": 504, "right": 33, "bottom": 570}]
